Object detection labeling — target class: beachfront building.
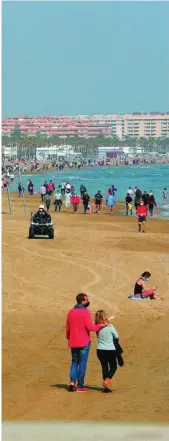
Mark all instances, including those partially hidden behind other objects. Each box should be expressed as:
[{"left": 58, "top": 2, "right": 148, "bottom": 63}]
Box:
[
  {"left": 2, "top": 113, "right": 169, "bottom": 139},
  {"left": 36, "top": 146, "right": 82, "bottom": 160},
  {"left": 98, "top": 147, "right": 124, "bottom": 158},
  {"left": 3, "top": 146, "right": 18, "bottom": 159}
]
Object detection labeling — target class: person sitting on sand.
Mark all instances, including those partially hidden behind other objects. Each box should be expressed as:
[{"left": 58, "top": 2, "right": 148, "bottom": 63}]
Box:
[
  {"left": 133, "top": 271, "right": 163, "bottom": 300},
  {"left": 95, "top": 310, "right": 123, "bottom": 392}
]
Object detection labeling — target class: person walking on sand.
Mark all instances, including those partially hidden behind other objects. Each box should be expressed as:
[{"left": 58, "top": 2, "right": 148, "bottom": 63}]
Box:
[
  {"left": 18, "top": 182, "right": 24, "bottom": 197},
  {"left": 136, "top": 200, "right": 148, "bottom": 233},
  {"left": 80, "top": 183, "right": 87, "bottom": 200},
  {"left": 40, "top": 184, "right": 46, "bottom": 202},
  {"left": 71, "top": 194, "right": 80, "bottom": 213},
  {"left": 134, "top": 187, "right": 142, "bottom": 208},
  {"left": 65, "top": 191, "right": 71, "bottom": 208},
  {"left": 43, "top": 193, "right": 51, "bottom": 212},
  {"left": 60, "top": 181, "right": 66, "bottom": 197},
  {"left": 95, "top": 310, "right": 124, "bottom": 392},
  {"left": 94, "top": 190, "right": 103, "bottom": 213},
  {"left": 28, "top": 180, "right": 34, "bottom": 196},
  {"left": 163, "top": 188, "right": 167, "bottom": 205},
  {"left": 53, "top": 190, "right": 62, "bottom": 212},
  {"left": 142, "top": 191, "right": 149, "bottom": 207},
  {"left": 83, "top": 192, "right": 90, "bottom": 214},
  {"left": 66, "top": 293, "right": 106, "bottom": 392},
  {"left": 125, "top": 193, "right": 133, "bottom": 216}
]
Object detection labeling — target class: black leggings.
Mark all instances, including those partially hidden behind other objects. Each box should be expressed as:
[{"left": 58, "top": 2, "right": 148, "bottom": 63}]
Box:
[{"left": 97, "top": 350, "right": 117, "bottom": 380}]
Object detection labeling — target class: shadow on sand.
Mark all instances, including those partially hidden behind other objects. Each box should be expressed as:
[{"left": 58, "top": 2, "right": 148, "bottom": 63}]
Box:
[{"left": 50, "top": 383, "right": 115, "bottom": 393}]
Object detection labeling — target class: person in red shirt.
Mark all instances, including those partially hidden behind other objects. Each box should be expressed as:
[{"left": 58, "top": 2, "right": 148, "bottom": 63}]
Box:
[
  {"left": 66, "top": 293, "right": 106, "bottom": 392},
  {"left": 71, "top": 194, "right": 80, "bottom": 213},
  {"left": 136, "top": 200, "right": 148, "bottom": 233}
]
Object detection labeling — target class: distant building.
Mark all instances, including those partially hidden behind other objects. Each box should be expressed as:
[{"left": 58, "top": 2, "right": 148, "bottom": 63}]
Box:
[
  {"left": 36, "top": 146, "right": 82, "bottom": 160},
  {"left": 98, "top": 147, "right": 123, "bottom": 158},
  {"left": 2, "top": 113, "right": 169, "bottom": 138}
]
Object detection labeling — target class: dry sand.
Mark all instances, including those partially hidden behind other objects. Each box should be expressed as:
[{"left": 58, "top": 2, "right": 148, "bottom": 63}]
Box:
[{"left": 2, "top": 193, "right": 169, "bottom": 423}]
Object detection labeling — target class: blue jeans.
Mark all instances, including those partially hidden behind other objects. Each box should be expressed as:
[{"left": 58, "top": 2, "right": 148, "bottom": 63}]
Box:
[{"left": 70, "top": 343, "right": 91, "bottom": 388}]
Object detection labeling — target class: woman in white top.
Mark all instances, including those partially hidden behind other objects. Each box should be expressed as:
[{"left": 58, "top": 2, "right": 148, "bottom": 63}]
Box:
[{"left": 95, "top": 310, "right": 122, "bottom": 392}]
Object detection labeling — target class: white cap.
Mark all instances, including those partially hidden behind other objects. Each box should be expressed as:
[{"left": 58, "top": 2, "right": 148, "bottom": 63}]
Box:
[{"left": 39, "top": 204, "right": 45, "bottom": 209}]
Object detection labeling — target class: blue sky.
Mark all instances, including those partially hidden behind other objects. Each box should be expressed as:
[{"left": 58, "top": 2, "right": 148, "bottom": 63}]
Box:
[{"left": 2, "top": 1, "right": 169, "bottom": 118}]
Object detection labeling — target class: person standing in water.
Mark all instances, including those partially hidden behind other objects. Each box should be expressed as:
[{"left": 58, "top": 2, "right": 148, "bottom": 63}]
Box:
[
  {"left": 148, "top": 191, "right": 156, "bottom": 216},
  {"left": 163, "top": 188, "right": 167, "bottom": 205}
]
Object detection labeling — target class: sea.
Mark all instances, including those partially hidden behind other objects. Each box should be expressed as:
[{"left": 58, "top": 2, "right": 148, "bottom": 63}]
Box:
[{"left": 10, "top": 164, "right": 169, "bottom": 216}]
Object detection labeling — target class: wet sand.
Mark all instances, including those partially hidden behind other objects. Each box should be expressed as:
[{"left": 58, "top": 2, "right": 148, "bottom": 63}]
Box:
[{"left": 2, "top": 193, "right": 169, "bottom": 423}]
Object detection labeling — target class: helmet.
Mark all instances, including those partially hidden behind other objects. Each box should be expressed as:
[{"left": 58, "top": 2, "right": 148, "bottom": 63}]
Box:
[{"left": 39, "top": 204, "right": 45, "bottom": 210}]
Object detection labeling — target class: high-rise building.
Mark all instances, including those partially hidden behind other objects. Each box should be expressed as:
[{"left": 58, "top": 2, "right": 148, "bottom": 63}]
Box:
[{"left": 2, "top": 112, "right": 169, "bottom": 138}]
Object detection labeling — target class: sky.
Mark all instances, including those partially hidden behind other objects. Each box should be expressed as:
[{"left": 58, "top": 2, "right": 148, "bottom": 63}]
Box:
[{"left": 2, "top": 1, "right": 169, "bottom": 118}]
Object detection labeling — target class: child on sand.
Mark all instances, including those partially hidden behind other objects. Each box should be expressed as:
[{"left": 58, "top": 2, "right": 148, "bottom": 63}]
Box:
[{"left": 95, "top": 310, "right": 123, "bottom": 392}]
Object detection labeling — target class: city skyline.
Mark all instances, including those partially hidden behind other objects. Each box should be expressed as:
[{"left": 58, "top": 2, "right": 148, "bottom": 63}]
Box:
[
  {"left": 2, "top": 112, "right": 169, "bottom": 138},
  {"left": 3, "top": 2, "right": 169, "bottom": 117}
]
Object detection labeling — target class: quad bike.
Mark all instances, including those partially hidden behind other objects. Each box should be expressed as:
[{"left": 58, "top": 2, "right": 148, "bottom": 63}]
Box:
[{"left": 28, "top": 212, "right": 54, "bottom": 239}]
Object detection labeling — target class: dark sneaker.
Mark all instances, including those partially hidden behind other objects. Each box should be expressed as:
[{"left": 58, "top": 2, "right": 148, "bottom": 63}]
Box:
[
  {"left": 103, "top": 388, "right": 112, "bottom": 393},
  {"left": 68, "top": 384, "right": 76, "bottom": 392}
]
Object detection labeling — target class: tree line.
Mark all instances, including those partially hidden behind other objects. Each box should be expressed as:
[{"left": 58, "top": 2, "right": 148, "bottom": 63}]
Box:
[{"left": 2, "top": 128, "right": 169, "bottom": 159}]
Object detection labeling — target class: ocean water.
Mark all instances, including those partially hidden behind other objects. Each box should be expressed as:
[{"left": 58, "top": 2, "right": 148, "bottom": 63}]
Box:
[{"left": 10, "top": 164, "right": 169, "bottom": 213}]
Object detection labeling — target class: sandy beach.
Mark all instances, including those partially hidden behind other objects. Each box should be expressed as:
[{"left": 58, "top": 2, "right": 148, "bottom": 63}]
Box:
[{"left": 2, "top": 193, "right": 169, "bottom": 423}]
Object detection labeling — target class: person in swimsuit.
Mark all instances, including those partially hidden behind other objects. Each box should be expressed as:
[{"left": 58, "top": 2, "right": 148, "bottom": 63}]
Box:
[{"left": 134, "top": 272, "right": 163, "bottom": 300}]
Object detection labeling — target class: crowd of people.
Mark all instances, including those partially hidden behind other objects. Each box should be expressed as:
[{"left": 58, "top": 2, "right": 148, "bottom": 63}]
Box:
[
  {"left": 2, "top": 152, "right": 169, "bottom": 177},
  {"left": 15, "top": 177, "right": 168, "bottom": 227}
]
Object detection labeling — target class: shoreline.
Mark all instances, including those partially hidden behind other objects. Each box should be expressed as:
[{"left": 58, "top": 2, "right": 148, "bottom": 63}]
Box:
[
  {"left": 11, "top": 161, "right": 169, "bottom": 176},
  {"left": 3, "top": 160, "right": 169, "bottom": 176}
]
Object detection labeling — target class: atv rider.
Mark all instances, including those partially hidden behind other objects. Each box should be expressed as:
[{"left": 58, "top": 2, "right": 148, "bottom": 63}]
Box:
[{"left": 33, "top": 204, "right": 51, "bottom": 222}]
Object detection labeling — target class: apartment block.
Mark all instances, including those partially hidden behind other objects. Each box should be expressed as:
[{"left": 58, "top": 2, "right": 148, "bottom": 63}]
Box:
[{"left": 2, "top": 112, "right": 169, "bottom": 138}]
